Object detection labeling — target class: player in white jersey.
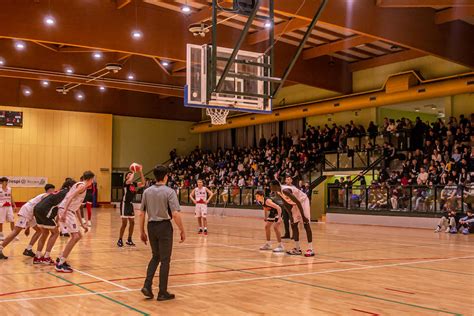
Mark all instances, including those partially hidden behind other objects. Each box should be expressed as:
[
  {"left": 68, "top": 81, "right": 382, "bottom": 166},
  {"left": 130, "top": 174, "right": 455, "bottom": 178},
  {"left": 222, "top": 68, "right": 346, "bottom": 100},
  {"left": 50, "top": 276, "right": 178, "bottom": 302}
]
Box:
[
  {"left": 55, "top": 171, "right": 94, "bottom": 273},
  {"left": 0, "top": 177, "right": 17, "bottom": 241},
  {"left": 0, "top": 184, "right": 55, "bottom": 260},
  {"left": 270, "top": 180, "right": 315, "bottom": 257},
  {"left": 190, "top": 179, "right": 214, "bottom": 235}
]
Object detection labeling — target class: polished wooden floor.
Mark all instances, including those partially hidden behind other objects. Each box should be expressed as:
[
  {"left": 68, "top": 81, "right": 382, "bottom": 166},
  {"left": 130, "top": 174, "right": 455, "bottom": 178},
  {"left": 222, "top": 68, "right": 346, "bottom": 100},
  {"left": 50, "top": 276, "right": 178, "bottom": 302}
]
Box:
[{"left": 0, "top": 209, "right": 473, "bottom": 315}]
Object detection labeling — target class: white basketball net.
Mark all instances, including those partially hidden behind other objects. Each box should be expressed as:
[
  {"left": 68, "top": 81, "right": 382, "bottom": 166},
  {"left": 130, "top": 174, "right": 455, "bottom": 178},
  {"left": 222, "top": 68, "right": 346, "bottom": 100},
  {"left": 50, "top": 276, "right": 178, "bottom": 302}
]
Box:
[{"left": 206, "top": 108, "right": 229, "bottom": 125}]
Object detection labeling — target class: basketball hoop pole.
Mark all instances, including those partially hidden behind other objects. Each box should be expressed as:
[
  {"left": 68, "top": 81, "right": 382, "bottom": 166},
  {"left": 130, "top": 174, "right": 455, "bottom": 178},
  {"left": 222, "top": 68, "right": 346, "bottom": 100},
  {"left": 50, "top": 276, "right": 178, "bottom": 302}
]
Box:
[
  {"left": 213, "top": 0, "right": 261, "bottom": 94},
  {"left": 271, "top": 0, "right": 328, "bottom": 98}
]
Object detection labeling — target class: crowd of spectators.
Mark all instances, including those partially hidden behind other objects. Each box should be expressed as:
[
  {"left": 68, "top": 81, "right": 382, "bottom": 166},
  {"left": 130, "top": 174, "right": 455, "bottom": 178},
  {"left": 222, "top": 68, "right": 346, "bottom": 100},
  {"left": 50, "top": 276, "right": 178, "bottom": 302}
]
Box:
[
  {"left": 166, "top": 114, "right": 473, "bottom": 212},
  {"left": 329, "top": 114, "right": 474, "bottom": 213}
]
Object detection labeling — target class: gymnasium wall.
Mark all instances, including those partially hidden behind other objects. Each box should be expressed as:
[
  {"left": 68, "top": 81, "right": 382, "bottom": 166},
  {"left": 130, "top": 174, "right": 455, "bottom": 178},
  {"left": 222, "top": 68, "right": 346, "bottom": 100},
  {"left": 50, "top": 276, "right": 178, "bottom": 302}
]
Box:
[
  {"left": 451, "top": 93, "right": 474, "bottom": 118},
  {"left": 378, "top": 108, "right": 438, "bottom": 125},
  {"left": 0, "top": 106, "right": 112, "bottom": 203},
  {"left": 306, "top": 107, "right": 376, "bottom": 128},
  {"left": 352, "top": 56, "right": 471, "bottom": 92},
  {"left": 112, "top": 116, "right": 200, "bottom": 173}
]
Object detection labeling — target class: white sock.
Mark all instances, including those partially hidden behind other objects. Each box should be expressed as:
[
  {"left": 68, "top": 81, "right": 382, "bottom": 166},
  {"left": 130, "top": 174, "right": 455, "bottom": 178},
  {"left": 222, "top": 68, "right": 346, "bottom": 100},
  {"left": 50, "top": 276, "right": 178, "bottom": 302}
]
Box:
[
  {"left": 26, "top": 245, "right": 33, "bottom": 251},
  {"left": 295, "top": 241, "right": 300, "bottom": 249},
  {"left": 204, "top": 227, "right": 207, "bottom": 230},
  {"left": 308, "top": 242, "right": 313, "bottom": 250},
  {"left": 44, "top": 252, "right": 50, "bottom": 258},
  {"left": 36, "top": 251, "right": 42, "bottom": 258},
  {"left": 59, "top": 256, "right": 66, "bottom": 265}
]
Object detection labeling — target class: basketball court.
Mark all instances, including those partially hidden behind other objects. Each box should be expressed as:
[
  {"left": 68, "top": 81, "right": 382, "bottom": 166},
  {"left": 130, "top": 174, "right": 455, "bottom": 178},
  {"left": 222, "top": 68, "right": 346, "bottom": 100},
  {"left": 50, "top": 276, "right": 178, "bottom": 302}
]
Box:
[
  {"left": 0, "top": 209, "right": 472, "bottom": 315},
  {"left": 0, "top": 0, "right": 473, "bottom": 315}
]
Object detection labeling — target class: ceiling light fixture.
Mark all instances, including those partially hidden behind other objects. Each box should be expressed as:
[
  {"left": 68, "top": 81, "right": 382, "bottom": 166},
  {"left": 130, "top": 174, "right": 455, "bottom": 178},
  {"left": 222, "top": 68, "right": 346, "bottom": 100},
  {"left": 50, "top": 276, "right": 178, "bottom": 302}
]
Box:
[
  {"left": 23, "top": 88, "right": 32, "bottom": 96},
  {"left": 161, "top": 61, "right": 169, "bottom": 67},
  {"left": 93, "top": 52, "right": 103, "bottom": 59},
  {"left": 41, "top": 80, "right": 50, "bottom": 87},
  {"left": 44, "top": 15, "right": 56, "bottom": 26},
  {"left": 65, "top": 67, "right": 74, "bottom": 74},
  {"left": 127, "top": 73, "right": 135, "bottom": 80},
  {"left": 131, "top": 30, "right": 143, "bottom": 39},
  {"left": 0, "top": 58, "right": 5, "bottom": 66},
  {"left": 415, "top": 109, "right": 420, "bottom": 112},
  {"left": 75, "top": 92, "right": 84, "bottom": 101},
  {"left": 14, "top": 41, "right": 26, "bottom": 51},
  {"left": 264, "top": 21, "right": 272, "bottom": 28},
  {"left": 99, "top": 85, "right": 106, "bottom": 91},
  {"left": 181, "top": 5, "right": 191, "bottom": 13}
]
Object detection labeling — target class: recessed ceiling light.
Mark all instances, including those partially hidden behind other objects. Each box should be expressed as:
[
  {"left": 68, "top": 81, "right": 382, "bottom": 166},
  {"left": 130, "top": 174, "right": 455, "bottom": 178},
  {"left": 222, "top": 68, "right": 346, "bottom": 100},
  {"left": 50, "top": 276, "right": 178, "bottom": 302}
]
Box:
[
  {"left": 44, "top": 15, "right": 56, "bottom": 26},
  {"left": 127, "top": 73, "right": 135, "bottom": 80},
  {"left": 131, "top": 30, "right": 143, "bottom": 39},
  {"left": 75, "top": 92, "right": 84, "bottom": 101},
  {"left": 93, "top": 52, "right": 103, "bottom": 59},
  {"left": 181, "top": 5, "right": 191, "bottom": 13},
  {"left": 65, "top": 67, "right": 74, "bottom": 74},
  {"left": 0, "top": 58, "right": 4, "bottom": 66},
  {"left": 161, "top": 61, "right": 169, "bottom": 67},
  {"left": 23, "top": 88, "right": 32, "bottom": 96},
  {"left": 264, "top": 21, "right": 272, "bottom": 28},
  {"left": 41, "top": 80, "right": 50, "bottom": 87},
  {"left": 99, "top": 85, "right": 106, "bottom": 91},
  {"left": 14, "top": 41, "right": 26, "bottom": 51}
]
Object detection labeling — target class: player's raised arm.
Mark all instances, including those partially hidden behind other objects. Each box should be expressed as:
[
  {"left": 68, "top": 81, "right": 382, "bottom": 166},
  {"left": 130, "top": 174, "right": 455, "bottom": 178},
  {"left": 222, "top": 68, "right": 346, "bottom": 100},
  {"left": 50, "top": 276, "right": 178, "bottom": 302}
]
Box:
[{"left": 137, "top": 169, "right": 146, "bottom": 188}]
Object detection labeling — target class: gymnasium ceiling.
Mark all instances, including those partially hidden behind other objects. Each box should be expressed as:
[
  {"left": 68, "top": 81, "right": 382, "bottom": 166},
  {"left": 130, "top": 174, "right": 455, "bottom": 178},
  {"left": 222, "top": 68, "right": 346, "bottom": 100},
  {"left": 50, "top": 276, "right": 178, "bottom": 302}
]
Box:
[{"left": 0, "top": 0, "right": 473, "bottom": 121}]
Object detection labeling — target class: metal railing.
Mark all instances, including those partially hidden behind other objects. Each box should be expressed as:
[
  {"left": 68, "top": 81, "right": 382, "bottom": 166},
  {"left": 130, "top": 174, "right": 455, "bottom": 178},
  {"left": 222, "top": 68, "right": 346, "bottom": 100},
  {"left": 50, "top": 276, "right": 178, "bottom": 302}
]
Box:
[{"left": 327, "top": 184, "right": 473, "bottom": 216}]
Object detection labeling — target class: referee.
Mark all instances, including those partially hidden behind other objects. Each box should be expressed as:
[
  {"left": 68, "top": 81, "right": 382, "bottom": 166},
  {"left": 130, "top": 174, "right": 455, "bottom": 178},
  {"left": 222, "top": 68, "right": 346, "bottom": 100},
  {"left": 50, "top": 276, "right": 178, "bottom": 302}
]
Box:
[{"left": 139, "top": 165, "right": 186, "bottom": 301}]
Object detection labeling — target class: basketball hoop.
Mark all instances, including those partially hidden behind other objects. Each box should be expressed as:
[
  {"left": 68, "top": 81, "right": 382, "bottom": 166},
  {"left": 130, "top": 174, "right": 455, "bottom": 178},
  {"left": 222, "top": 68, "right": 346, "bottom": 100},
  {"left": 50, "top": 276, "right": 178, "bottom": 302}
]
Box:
[{"left": 206, "top": 108, "right": 229, "bottom": 125}]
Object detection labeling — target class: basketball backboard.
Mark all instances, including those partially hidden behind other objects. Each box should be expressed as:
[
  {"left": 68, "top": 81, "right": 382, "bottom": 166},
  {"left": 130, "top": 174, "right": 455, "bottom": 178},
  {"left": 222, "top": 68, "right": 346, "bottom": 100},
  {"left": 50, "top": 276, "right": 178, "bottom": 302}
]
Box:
[{"left": 185, "top": 44, "right": 273, "bottom": 114}]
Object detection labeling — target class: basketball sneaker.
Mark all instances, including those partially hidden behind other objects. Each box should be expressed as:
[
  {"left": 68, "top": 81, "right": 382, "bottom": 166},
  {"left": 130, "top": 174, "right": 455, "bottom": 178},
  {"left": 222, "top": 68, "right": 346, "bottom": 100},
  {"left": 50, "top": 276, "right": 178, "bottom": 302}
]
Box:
[
  {"left": 33, "top": 256, "right": 43, "bottom": 264},
  {"left": 198, "top": 229, "right": 203, "bottom": 234},
  {"left": 434, "top": 226, "right": 441, "bottom": 233},
  {"left": 286, "top": 248, "right": 302, "bottom": 256},
  {"left": 42, "top": 257, "right": 55, "bottom": 265},
  {"left": 462, "top": 228, "right": 470, "bottom": 235},
  {"left": 444, "top": 227, "right": 451, "bottom": 233},
  {"left": 304, "top": 249, "right": 315, "bottom": 257},
  {"left": 117, "top": 239, "right": 124, "bottom": 247},
  {"left": 87, "top": 220, "right": 92, "bottom": 227},
  {"left": 0, "top": 251, "right": 7, "bottom": 260},
  {"left": 23, "top": 249, "right": 35, "bottom": 257},
  {"left": 273, "top": 246, "right": 285, "bottom": 253},
  {"left": 55, "top": 262, "right": 73, "bottom": 273},
  {"left": 126, "top": 239, "right": 136, "bottom": 246},
  {"left": 259, "top": 243, "right": 272, "bottom": 251},
  {"left": 449, "top": 227, "right": 458, "bottom": 234}
]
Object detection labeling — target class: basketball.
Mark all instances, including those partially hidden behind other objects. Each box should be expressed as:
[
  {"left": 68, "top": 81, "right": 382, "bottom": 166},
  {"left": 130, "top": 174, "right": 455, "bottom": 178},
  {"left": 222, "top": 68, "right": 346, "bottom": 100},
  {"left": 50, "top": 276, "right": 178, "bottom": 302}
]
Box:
[{"left": 129, "top": 163, "right": 142, "bottom": 172}]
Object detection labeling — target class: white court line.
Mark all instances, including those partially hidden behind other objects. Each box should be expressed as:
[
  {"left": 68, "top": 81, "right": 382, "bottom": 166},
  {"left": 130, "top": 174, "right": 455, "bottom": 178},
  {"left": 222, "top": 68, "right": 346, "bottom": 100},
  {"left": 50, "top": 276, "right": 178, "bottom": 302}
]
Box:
[
  {"left": 74, "top": 268, "right": 131, "bottom": 290},
  {"left": 0, "top": 255, "right": 471, "bottom": 303}
]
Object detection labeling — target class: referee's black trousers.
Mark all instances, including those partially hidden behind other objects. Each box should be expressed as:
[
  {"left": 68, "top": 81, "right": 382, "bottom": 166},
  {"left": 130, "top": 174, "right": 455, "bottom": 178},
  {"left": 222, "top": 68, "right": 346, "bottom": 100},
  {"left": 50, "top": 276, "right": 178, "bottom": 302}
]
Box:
[{"left": 144, "top": 220, "right": 173, "bottom": 294}]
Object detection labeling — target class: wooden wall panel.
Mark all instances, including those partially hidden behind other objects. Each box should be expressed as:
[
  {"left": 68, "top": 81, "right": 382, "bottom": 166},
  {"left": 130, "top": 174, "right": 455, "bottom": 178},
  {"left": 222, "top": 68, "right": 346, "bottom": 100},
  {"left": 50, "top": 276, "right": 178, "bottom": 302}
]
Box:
[{"left": 0, "top": 106, "right": 112, "bottom": 202}]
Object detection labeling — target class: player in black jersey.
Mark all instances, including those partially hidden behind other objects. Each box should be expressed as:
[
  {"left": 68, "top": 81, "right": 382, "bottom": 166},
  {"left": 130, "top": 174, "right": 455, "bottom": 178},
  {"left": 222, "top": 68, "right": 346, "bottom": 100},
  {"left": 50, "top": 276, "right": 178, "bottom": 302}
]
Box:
[
  {"left": 117, "top": 169, "right": 145, "bottom": 247},
  {"left": 255, "top": 191, "right": 284, "bottom": 253},
  {"left": 32, "top": 178, "right": 76, "bottom": 265}
]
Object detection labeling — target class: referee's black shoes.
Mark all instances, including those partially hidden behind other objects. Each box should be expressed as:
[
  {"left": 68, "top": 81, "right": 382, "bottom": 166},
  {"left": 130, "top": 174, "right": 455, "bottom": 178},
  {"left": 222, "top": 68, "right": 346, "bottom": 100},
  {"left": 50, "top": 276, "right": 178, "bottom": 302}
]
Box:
[
  {"left": 141, "top": 287, "right": 154, "bottom": 299},
  {"left": 157, "top": 292, "right": 175, "bottom": 301}
]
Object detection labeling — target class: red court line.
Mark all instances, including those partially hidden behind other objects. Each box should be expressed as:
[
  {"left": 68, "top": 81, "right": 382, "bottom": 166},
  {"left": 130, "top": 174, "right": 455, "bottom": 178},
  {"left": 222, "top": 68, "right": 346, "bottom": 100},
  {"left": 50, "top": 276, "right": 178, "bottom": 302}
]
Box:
[
  {"left": 351, "top": 308, "right": 380, "bottom": 315},
  {"left": 385, "top": 288, "right": 415, "bottom": 295},
  {"left": 0, "top": 256, "right": 447, "bottom": 298}
]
